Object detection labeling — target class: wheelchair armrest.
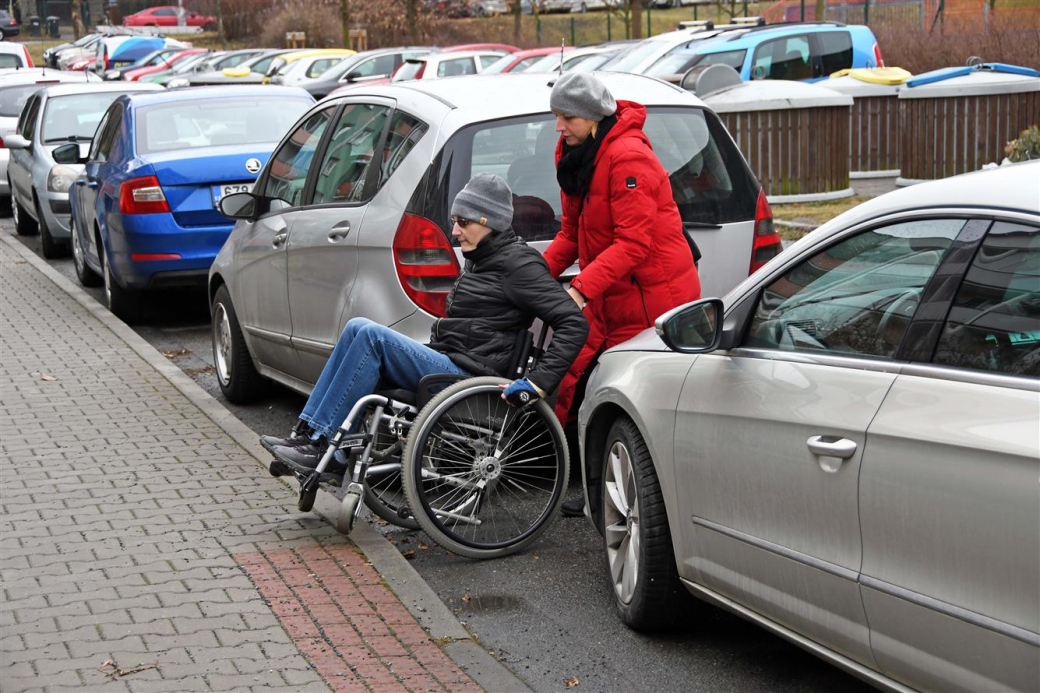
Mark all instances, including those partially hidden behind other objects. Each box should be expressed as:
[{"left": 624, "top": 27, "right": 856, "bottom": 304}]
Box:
[{"left": 417, "top": 373, "right": 470, "bottom": 410}]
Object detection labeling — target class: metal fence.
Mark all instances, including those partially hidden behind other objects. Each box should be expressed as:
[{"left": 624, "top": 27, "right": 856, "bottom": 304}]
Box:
[{"left": 762, "top": 0, "right": 1040, "bottom": 34}]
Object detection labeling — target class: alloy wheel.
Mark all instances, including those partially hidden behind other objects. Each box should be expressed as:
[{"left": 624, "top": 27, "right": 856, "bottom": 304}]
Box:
[
  {"left": 71, "top": 220, "right": 84, "bottom": 273},
  {"left": 213, "top": 303, "right": 233, "bottom": 387},
  {"left": 604, "top": 439, "right": 639, "bottom": 604}
]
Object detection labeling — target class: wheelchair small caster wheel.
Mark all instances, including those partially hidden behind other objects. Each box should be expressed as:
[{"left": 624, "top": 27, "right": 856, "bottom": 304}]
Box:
[
  {"left": 269, "top": 460, "right": 290, "bottom": 477},
  {"left": 337, "top": 493, "right": 362, "bottom": 534},
  {"left": 297, "top": 485, "right": 317, "bottom": 512}
]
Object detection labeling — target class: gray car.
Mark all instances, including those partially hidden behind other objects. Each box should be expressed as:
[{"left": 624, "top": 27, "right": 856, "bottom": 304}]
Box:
[
  {"left": 209, "top": 72, "right": 773, "bottom": 403},
  {"left": 577, "top": 161, "right": 1040, "bottom": 692},
  {"left": 5, "top": 81, "right": 163, "bottom": 257}
]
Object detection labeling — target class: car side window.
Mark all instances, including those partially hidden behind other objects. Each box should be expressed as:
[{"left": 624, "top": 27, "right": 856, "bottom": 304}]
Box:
[
  {"left": 306, "top": 58, "right": 338, "bottom": 78},
  {"left": 752, "top": 35, "right": 812, "bottom": 80},
  {"left": 479, "top": 54, "right": 500, "bottom": 69},
  {"left": 438, "top": 57, "right": 477, "bottom": 77},
  {"left": 90, "top": 104, "right": 122, "bottom": 163},
  {"left": 311, "top": 103, "right": 391, "bottom": 205},
  {"left": 17, "top": 95, "right": 38, "bottom": 138},
  {"left": 743, "top": 219, "right": 966, "bottom": 359},
  {"left": 933, "top": 222, "right": 1040, "bottom": 376},
  {"left": 351, "top": 54, "right": 395, "bottom": 78},
  {"left": 87, "top": 110, "right": 112, "bottom": 161},
  {"left": 258, "top": 107, "right": 334, "bottom": 208},
  {"left": 377, "top": 111, "right": 427, "bottom": 188},
  {"left": 816, "top": 31, "right": 854, "bottom": 75}
]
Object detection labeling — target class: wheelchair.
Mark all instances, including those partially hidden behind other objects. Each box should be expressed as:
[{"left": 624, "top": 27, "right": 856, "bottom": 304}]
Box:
[{"left": 268, "top": 326, "right": 569, "bottom": 559}]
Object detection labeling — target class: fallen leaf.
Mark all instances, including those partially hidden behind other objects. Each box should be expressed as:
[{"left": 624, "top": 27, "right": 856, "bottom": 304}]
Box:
[
  {"left": 40, "top": 373, "right": 58, "bottom": 382},
  {"left": 461, "top": 592, "right": 471, "bottom": 603},
  {"left": 418, "top": 542, "right": 429, "bottom": 550},
  {"left": 161, "top": 349, "right": 191, "bottom": 358},
  {"left": 402, "top": 549, "right": 416, "bottom": 560},
  {"left": 566, "top": 676, "right": 580, "bottom": 688},
  {"left": 99, "top": 659, "right": 159, "bottom": 679}
]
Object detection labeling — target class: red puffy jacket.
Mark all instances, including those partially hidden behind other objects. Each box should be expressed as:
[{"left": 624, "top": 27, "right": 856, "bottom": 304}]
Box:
[{"left": 544, "top": 100, "right": 701, "bottom": 422}]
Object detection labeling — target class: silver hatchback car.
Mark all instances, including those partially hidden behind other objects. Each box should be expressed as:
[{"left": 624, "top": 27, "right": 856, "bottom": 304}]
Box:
[
  {"left": 5, "top": 81, "right": 162, "bottom": 257},
  {"left": 210, "top": 72, "right": 776, "bottom": 402},
  {"left": 577, "top": 161, "right": 1040, "bottom": 692}
]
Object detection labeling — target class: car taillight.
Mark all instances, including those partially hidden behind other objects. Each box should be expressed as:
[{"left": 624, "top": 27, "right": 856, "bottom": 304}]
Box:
[
  {"left": 749, "top": 189, "right": 781, "bottom": 275},
  {"left": 23, "top": 45, "right": 33, "bottom": 68},
  {"left": 119, "top": 176, "right": 170, "bottom": 215},
  {"left": 0, "top": 136, "right": 5, "bottom": 149},
  {"left": 873, "top": 42, "right": 884, "bottom": 68},
  {"left": 392, "top": 213, "right": 460, "bottom": 317}
]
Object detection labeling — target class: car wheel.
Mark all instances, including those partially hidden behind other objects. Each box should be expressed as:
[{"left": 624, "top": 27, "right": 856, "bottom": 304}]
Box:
[
  {"left": 36, "top": 198, "right": 66, "bottom": 259},
  {"left": 71, "top": 218, "right": 102, "bottom": 287},
  {"left": 601, "top": 417, "right": 687, "bottom": 630},
  {"left": 211, "top": 284, "right": 266, "bottom": 403},
  {"left": 101, "top": 242, "right": 143, "bottom": 323},
  {"left": 12, "top": 192, "right": 38, "bottom": 236}
]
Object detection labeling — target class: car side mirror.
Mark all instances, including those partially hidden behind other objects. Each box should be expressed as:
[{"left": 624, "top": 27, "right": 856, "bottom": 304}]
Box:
[
  {"left": 5, "top": 134, "right": 31, "bottom": 150},
  {"left": 655, "top": 298, "right": 724, "bottom": 353},
  {"left": 52, "top": 142, "right": 86, "bottom": 164},
  {"left": 218, "top": 191, "right": 257, "bottom": 220},
  {"left": 344, "top": 71, "right": 361, "bottom": 82}
]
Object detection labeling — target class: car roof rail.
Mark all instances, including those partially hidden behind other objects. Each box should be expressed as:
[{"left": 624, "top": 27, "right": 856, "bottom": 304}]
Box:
[{"left": 677, "top": 19, "right": 715, "bottom": 30}]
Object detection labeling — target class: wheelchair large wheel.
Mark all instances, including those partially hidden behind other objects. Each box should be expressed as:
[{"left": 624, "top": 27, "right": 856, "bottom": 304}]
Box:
[
  {"left": 402, "top": 377, "right": 568, "bottom": 559},
  {"left": 360, "top": 410, "right": 419, "bottom": 530}
]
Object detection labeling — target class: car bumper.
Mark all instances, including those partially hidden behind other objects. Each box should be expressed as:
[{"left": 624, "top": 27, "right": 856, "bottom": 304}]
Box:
[
  {"left": 39, "top": 191, "right": 72, "bottom": 238},
  {"left": 0, "top": 151, "right": 9, "bottom": 196},
  {"left": 108, "top": 212, "right": 233, "bottom": 290}
]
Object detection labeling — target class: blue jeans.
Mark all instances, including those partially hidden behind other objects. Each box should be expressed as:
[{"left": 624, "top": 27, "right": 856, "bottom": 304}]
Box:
[{"left": 299, "top": 318, "right": 468, "bottom": 439}]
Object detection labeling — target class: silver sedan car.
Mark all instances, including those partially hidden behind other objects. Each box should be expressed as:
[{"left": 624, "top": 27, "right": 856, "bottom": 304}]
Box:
[
  {"left": 5, "top": 81, "right": 162, "bottom": 257},
  {"left": 578, "top": 161, "right": 1040, "bottom": 692}
]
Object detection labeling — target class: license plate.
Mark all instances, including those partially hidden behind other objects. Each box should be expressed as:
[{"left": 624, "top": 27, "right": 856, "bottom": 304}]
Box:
[
  {"left": 112, "top": 61, "right": 134, "bottom": 68},
  {"left": 212, "top": 183, "right": 252, "bottom": 205}
]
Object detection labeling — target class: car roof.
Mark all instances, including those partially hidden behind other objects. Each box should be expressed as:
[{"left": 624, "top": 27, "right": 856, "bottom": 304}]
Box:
[
  {"left": 123, "top": 85, "right": 313, "bottom": 107},
  {"left": 0, "top": 69, "right": 100, "bottom": 84},
  {"left": 280, "top": 49, "right": 356, "bottom": 63},
  {"left": 416, "top": 50, "right": 504, "bottom": 63},
  {"left": 40, "top": 82, "right": 165, "bottom": 98},
  {"left": 696, "top": 22, "right": 869, "bottom": 51},
  {"left": 340, "top": 71, "right": 701, "bottom": 123},
  {"left": 796, "top": 162, "right": 1040, "bottom": 252}
]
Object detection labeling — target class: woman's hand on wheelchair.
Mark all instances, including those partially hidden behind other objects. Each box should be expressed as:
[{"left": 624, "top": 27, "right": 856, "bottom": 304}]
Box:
[{"left": 501, "top": 378, "right": 542, "bottom": 407}]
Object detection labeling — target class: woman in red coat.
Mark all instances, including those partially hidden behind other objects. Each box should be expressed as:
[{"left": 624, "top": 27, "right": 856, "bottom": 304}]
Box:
[{"left": 544, "top": 73, "right": 701, "bottom": 513}]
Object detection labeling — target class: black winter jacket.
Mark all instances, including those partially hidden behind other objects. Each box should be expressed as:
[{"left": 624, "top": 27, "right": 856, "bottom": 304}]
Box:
[{"left": 428, "top": 228, "right": 588, "bottom": 394}]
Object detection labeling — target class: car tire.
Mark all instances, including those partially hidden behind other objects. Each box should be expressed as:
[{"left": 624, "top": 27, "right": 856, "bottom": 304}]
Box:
[
  {"left": 211, "top": 284, "right": 266, "bottom": 403},
  {"left": 36, "top": 198, "right": 66, "bottom": 259},
  {"left": 71, "top": 218, "right": 102, "bottom": 287},
  {"left": 101, "top": 242, "right": 144, "bottom": 323},
  {"left": 601, "top": 417, "right": 687, "bottom": 630},
  {"left": 12, "top": 192, "right": 38, "bottom": 236}
]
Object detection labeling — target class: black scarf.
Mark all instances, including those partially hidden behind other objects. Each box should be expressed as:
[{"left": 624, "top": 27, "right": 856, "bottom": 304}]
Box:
[{"left": 555, "top": 114, "right": 617, "bottom": 198}]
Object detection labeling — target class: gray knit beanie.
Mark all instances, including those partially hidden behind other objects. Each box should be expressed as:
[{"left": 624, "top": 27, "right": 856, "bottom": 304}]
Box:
[
  {"left": 451, "top": 173, "right": 513, "bottom": 233},
  {"left": 550, "top": 72, "right": 617, "bottom": 121}
]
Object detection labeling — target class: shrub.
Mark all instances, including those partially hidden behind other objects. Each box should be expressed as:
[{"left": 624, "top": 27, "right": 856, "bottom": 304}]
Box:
[{"left": 1006, "top": 126, "right": 1040, "bottom": 163}]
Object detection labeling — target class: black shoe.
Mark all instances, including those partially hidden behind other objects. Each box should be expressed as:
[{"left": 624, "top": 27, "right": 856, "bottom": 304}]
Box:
[
  {"left": 561, "top": 498, "right": 585, "bottom": 518},
  {"left": 260, "top": 434, "right": 315, "bottom": 453},
  {"left": 272, "top": 443, "right": 325, "bottom": 470}
]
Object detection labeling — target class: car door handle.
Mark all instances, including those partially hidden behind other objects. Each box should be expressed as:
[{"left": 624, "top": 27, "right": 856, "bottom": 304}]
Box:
[
  {"left": 87, "top": 181, "right": 99, "bottom": 189},
  {"left": 272, "top": 232, "right": 288, "bottom": 247},
  {"left": 807, "top": 436, "right": 857, "bottom": 471},
  {"left": 328, "top": 221, "right": 351, "bottom": 242}
]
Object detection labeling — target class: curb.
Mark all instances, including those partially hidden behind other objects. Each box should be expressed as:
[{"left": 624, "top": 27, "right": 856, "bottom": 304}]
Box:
[{"left": 0, "top": 232, "right": 531, "bottom": 693}]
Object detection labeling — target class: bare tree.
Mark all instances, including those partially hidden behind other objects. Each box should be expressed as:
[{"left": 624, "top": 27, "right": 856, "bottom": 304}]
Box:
[
  {"left": 815, "top": 0, "right": 826, "bottom": 21},
  {"left": 513, "top": 0, "right": 522, "bottom": 44},
  {"left": 604, "top": 0, "right": 633, "bottom": 39},
  {"left": 405, "top": 0, "right": 419, "bottom": 43},
  {"left": 215, "top": 0, "right": 227, "bottom": 49},
  {"left": 70, "top": 0, "right": 85, "bottom": 38},
  {"left": 340, "top": 0, "right": 351, "bottom": 49}
]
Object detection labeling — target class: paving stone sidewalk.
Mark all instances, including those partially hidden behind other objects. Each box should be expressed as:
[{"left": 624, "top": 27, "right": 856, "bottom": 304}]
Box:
[{"left": 0, "top": 237, "right": 519, "bottom": 692}]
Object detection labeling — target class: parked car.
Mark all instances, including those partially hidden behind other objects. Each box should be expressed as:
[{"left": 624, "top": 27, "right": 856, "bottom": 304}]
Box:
[
  {"left": 45, "top": 33, "right": 96, "bottom": 67},
  {"left": 139, "top": 49, "right": 226, "bottom": 84},
  {"left": 391, "top": 50, "right": 505, "bottom": 82},
  {"left": 94, "top": 36, "right": 190, "bottom": 73},
  {"left": 263, "top": 49, "right": 355, "bottom": 85},
  {"left": 577, "top": 160, "right": 1040, "bottom": 692},
  {"left": 57, "top": 34, "right": 103, "bottom": 69},
  {"left": 208, "top": 72, "right": 772, "bottom": 402},
  {"left": 607, "top": 21, "right": 883, "bottom": 81},
  {"left": 0, "top": 41, "right": 33, "bottom": 69},
  {"left": 65, "top": 86, "right": 313, "bottom": 321},
  {"left": 5, "top": 82, "right": 163, "bottom": 257},
  {"left": 121, "top": 48, "right": 208, "bottom": 82},
  {"left": 122, "top": 5, "right": 218, "bottom": 30},
  {"left": 0, "top": 9, "right": 20, "bottom": 38},
  {"left": 103, "top": 47, "right": 203, "bottom": 81},
  {"left": 172, "top": 49, "right": 292, "bottom": 87},
  {"left": 522, "top": 43, "right": 636, "bottom": 73},
  {"left": 1, "top": 69, "right": 102, "bottom": 215},
  {"left": 480, "top": 46, "right": 570, "bottom": 75},
  {"left": 295, "top": 47, "right": 433, "bottom": 99}
]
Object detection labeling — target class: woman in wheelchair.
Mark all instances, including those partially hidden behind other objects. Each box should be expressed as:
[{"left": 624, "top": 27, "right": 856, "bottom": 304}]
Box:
[{"left": 261, "top": 173, "right": 588, "bottom": 475}]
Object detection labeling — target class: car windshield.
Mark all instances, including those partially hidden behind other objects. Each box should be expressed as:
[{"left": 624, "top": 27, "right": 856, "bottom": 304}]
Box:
[
  {"left": 171, "top": 53, "right": 210, "bottom": 73},
  {"left": 522, "top": 54, "right": 561, "bottom": 73},
  {"left": 0, "top": 84, "right": 43, "bottom": 117},
  {"left": 686, "top": 49, "right": 747, "bottom": 71},
  {"left": 480, "top": 53, "right": 516, "bottom": 75},
  {"left": 392, "top": 60, "right": 425, "bottom": 81},
  {"left": 570, "top": 53, "right": 616, "bottom": 72},
  {"left": 212, "top": 52, "right": 253, "bottom": 69},
  {"left": 601, "top": 39, "right": 668, "bottom": 72},
  {"left": 42, "top": 92, "right": 128, "bottom": 143},
  {"left": 246, "top": 54, "right": 278, "bottom": 74},
  {"left": 136, "top": 96, "right": 311, "bottom": 154}
]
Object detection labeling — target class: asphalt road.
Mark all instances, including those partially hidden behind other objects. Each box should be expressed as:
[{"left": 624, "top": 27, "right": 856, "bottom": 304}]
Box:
[{"left": 4, "top": 219, "right": 874, "bottom": 693}]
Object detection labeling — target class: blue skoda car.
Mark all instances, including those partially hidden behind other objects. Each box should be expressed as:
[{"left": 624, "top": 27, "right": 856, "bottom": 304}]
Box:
[{"left": 67, "top": 86, "right": 313, "bottom": 321}]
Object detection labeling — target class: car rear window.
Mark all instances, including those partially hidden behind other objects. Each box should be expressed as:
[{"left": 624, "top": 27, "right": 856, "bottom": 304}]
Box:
[
  {"left": 135, "top": 96, "right": 311, "bottom": 154},
  {"left": 817, "top": 31, "right": 853, "bottom": 75},
  {"left": 409, "top": 106, "right": 760, "bottom": 246},
  {"left": 393, "top": 61, "right": 424, "bottom": 81},
  {"left": 0, "top": 85, "right": 41, "bottom": 117}
]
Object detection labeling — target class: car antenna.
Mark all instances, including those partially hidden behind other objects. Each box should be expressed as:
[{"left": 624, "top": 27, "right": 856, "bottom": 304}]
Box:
[{"left": 558, "top": 38, "right": 565, "bottom": 76}]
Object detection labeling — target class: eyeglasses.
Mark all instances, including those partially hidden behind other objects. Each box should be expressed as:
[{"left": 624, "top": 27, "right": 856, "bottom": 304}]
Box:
[{"left": 451, "top": 215, "right": 485, "bottom": 229}]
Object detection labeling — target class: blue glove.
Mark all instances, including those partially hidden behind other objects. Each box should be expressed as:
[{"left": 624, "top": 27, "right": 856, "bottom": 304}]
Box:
[{"left": 503, "top": 378, "right": 540, "bottom": 407}]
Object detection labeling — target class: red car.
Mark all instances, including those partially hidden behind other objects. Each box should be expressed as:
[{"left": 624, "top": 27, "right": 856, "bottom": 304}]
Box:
[
  {"left": 123, "top": 48, "right": 207, "bottom": 81},
  {"left": 123, "top": 6, "right": 218, "bottom": 30}
]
